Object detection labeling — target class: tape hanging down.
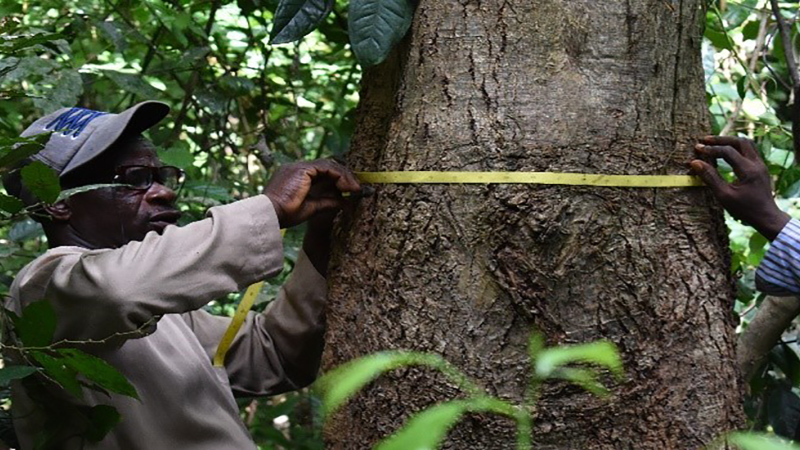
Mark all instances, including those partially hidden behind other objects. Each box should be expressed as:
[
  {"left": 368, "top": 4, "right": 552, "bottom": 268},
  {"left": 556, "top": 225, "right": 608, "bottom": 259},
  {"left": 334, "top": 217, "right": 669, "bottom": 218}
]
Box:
[
  {"left": 213, "top": 281, "right": 264, "bottom": 367},
  {"left": 214, "top": 229, "right": 286, "bottom": 368},
  {"left": 355, "top": 171, "right": 703, "bottom": 188}
]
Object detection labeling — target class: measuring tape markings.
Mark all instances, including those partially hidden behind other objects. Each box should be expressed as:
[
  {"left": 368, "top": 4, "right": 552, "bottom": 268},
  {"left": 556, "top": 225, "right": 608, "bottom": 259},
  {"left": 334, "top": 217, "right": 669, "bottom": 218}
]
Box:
[
  {"left": 213, "top": 170, "right": 704, "bottom": 368},
  {"left": 355, "top": 171, "right": 703, "bottom": 187}
]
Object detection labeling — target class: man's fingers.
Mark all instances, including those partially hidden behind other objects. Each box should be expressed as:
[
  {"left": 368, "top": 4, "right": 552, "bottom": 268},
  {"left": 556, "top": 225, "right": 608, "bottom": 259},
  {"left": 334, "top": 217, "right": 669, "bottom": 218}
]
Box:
[
  {"left": 701, "top": 135, "right": 759, "bottom": 160},
  {"left": 308, "top": 160, "right": 361, "bottom": 193},
  {"left": 303, "top": 197, "right": 345, "bottom": 218},
  {"left": 696, "top": 144, "right": 748, "bottom": 177},
  {"left": 690, "top": 160, "right": 730, "bottom": 195}
]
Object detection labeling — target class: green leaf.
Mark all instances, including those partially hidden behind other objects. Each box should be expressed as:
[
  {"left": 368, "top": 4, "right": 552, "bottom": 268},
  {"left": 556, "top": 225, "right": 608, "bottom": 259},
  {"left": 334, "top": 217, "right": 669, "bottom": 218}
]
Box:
[
  {"left": 95, "top": 20, "right": 128, "bottom": 52},
  {"left": 528, "top": 333, "right": 545, "bottom": 362},
  {"left": 158, "top": 143, "right": 194, "bottom": 169},
  {"left": 57, "top": 348, "right": 138, "bottom": 399},
  {"left": 269, "top": 0, "right": 334, "bottom": 45},
  {"left": 8, "top": 218, "right": 44, "bottom": 242},
  {"left": 0, "top": 193, "right": 24, "bottom": 214},
  {"left": 56, "top": 184, "right": 119, "bottom": 202},
  {"left": 705, "top": 28, "right": 733, "bottom": 51},
  {"left": 0, "top": 33, "right": 64, "bottom": 54},
  {"left": 31, "top": 351, "right": 83, "bottom": 399},
  {"left": 723, "top": 0, "right": 758, "bottom": 29},
  {"left": 33, "top": 70, "right": 84, "bottom": 113},
  {"left": 0, "top": 365, "right": 38, "bottom": 386},
  {"left": 316, "top": 351, "right": 443, "bottom": 416},
  {"left": 535, "top": 340, "right": 622, "bottom": 379},
  {"left": 348, "top": 0, "right": 414, "bottom": 67},
  {"left": 737, "top": 76, "right": 747, "bottom": 100},
  {"left": 552, "top": 367, "right": 610, "bottom": 396},
  {"left": 0, "top": 132, "right": 51, "bottom": 170},
  {"left": 741, "top": 20, "right": 760, "bottom": 40},
  {"left": 103, "top": 70, "right": 161, "bottom": 99},
  {"left": 377, "top": 398, "right": 514, "bottom": 450},
  {"left": 747, "top": 232, "right": 768, "bottom": 266},
  {"left": 84, "top": 405, "right": 122, "bottom": 442},
  {"left": 767, "top": 148, "right": 794, "bottom": 168},
  {"left": 728, "top": 432, "right": 800, "bottom": 450},
  {"left": 20, "top": 161, "right": 60, "bottom": 204},
  {"left": 9, "top": 300, "right": 57, "bottom": 347}
]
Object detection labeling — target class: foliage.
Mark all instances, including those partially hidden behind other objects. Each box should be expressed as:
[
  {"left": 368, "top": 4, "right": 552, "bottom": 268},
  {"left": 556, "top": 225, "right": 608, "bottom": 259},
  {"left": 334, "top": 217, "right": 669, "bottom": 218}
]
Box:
[
  {"left": 266, "top": 0, "right": 414, "bottom": 66},
  {"left": 0, "top": 300, "right": 138, "bottom": 447},
  {"left": 0, "top": 0, "right": 361, "bottom": 447},
  {"left": 0, "top": 0, "right": 797, "bottom": 447},
  {"left": 703, "top": 0, "right": 800, "bottom": 440},
  {"left": 316, "top": 333, "right": 622, "bottom": 449},
  {"left": 727, "top": 431, "right": 800, "bottom": 450}
]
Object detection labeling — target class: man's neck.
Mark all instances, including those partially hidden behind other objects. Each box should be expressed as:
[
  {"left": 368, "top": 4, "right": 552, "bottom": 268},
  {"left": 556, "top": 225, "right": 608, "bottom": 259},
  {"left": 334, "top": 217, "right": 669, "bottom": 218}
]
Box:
[{"left": 47, "top": 226, "right": 113, "bottom": 250}]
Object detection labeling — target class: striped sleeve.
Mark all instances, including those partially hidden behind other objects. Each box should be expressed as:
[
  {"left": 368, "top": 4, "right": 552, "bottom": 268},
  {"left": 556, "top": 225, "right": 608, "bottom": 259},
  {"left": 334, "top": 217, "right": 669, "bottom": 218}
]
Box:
[{"left": 756, "top": 219, "right": 800, "bottom": 296}]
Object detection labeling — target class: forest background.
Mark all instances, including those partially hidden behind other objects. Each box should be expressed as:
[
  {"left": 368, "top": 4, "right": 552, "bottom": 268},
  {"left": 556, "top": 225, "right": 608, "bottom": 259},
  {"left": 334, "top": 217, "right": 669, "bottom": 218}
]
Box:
[{"left": 0, "top": 0, "right": 799, "bottom": 448}]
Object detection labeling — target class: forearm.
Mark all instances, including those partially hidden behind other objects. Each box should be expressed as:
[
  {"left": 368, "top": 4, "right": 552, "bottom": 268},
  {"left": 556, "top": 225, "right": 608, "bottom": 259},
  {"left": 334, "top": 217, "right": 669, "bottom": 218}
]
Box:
[
  {"left": 200, "top": 250, "right": 327, "bottom": 395},
  {"left": 18, "top": 196, "right": 284, "bottom": 343},
  {"left": 302, "top": 212, "right": 336, "bottom": 277}
]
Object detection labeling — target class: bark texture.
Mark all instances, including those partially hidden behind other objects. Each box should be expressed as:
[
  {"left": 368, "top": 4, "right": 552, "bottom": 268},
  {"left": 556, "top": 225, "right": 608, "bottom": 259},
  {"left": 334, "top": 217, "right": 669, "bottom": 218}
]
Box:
[{"left": 324, "top": 1, "right": 744, "bottom": 448}]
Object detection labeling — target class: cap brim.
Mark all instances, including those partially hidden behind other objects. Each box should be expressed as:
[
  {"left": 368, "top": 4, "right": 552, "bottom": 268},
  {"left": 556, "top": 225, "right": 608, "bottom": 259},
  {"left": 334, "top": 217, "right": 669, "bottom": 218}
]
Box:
[{"left": 61, "top": 101, "right": 170, "bottom": 177}]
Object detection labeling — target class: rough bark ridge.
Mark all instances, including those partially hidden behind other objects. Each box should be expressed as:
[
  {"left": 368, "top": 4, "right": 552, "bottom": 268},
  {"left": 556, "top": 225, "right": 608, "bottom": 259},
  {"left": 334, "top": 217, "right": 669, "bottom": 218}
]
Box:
[{"left": 324, "top": 1, "right": 744, "bottom": 448}]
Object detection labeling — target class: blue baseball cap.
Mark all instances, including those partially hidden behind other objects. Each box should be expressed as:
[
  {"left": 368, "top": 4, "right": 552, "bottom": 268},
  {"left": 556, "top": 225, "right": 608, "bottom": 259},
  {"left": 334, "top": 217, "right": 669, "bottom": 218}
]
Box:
[{"left": 21, "top": 101, "right": 170, "bottom": 177}]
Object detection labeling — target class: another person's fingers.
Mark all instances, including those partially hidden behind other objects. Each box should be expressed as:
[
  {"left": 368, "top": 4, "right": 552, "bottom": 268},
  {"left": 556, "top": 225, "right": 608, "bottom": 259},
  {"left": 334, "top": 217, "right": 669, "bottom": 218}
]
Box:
[
  {"left": 701, "top": 135, "right": 759, "bottom": 160},
  {"left": 690, "top": 160, "right": 730, "bottom": 197},
  {"left": 695, "top": 144, "right": 749, "bottom": 177}
]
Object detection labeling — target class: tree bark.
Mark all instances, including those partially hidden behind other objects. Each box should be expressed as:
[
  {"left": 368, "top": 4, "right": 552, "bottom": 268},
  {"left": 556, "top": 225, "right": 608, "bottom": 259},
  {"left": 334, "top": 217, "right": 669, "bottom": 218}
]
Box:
[{"left": 324, "top": 1, "right": 744, "bottom": 448}]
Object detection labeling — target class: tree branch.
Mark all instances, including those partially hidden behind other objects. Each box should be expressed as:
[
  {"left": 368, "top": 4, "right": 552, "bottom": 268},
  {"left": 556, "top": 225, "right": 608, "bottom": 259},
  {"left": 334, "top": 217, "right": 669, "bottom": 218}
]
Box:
[
  {"left": 168, "top": 0, "right": 220, "bottom": 143},
  {"left": 721, "top": 12, "right": 769, "bottom": 135},
  {"left": 769, "top": 0, "right": 800, "bottom": 160},
  {"left": 737, "top": 295, "right": 800, "bottom": 381}
]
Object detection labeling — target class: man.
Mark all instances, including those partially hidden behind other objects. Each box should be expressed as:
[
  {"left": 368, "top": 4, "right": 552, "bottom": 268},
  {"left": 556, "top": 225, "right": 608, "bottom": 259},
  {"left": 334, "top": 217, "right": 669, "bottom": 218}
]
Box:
[
  {"left": 691, "top": 135, "right": 795, "bottom": 294},
  {"left": 2, "top": 101, "right": 361, "bottom": 449}
]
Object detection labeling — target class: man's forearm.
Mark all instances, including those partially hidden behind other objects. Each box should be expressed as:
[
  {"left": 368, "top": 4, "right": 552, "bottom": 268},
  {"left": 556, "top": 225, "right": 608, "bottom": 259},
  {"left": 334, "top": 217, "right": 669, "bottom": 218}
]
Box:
[{"left": 302, "top": 223, "right": 333, "bottom": 277}]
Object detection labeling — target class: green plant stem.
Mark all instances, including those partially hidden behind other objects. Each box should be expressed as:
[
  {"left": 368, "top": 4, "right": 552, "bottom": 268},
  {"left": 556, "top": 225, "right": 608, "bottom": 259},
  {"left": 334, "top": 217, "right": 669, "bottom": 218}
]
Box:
[{"left": 517, "top": 378, "right": 542, "bottom": 450}]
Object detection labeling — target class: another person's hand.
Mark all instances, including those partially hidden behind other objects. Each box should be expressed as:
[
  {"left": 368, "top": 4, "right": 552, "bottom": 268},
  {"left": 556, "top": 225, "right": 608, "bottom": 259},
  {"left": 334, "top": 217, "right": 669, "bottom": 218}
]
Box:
[
  {"left": 264, "top": 160, "right": 361, "bottom": 228},
  {"left": 690, "top": 135, "right": 790, "bottom": 240}
]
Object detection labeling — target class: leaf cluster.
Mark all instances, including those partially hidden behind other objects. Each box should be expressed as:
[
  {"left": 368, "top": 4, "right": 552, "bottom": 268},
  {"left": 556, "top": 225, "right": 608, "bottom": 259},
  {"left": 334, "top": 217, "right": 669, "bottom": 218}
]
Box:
[
  {"left": 704, "top": 0, "right": 800, "bottom": 439},
  {"left": 315, "top": 333, "right": 622, "bottom": 449},
  {"left": 2, "top": 300, "right": 138, "bottom": 448}
]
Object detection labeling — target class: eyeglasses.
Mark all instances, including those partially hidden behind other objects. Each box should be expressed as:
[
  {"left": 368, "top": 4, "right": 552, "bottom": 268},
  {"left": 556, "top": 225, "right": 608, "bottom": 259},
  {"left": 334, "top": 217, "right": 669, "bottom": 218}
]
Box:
[{"left": 113, "top": 165, "right": 186, "bottom": 192}]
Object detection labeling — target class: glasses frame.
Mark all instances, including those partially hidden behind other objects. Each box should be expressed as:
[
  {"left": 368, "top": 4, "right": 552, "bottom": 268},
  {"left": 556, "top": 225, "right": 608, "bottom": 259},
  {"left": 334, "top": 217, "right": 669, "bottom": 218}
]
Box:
[{"left": 112, "top": 165, "right": 186, "bottom": 194}]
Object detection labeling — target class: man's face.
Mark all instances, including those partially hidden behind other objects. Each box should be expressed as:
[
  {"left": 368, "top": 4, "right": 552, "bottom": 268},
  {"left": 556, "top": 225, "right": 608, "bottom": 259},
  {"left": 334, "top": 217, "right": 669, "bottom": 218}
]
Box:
[{"left": 63, "top": 136, "right": 181, "bottom": 249}]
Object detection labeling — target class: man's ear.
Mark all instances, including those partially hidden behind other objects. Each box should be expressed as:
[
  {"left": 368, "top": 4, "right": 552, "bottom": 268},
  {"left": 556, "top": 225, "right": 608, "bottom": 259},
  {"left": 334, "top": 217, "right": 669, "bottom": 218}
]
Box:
[{"left": 43, "top": 200, "right": 71, "bottom": 222}]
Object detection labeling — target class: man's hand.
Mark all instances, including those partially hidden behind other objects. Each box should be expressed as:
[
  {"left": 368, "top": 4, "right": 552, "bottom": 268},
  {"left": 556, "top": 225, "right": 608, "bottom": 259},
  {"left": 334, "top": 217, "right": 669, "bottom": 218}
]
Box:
[
  {"left": 690, "top": 135, "right": 790, "bottom": 241},
  {"left": 264, "top": 160, "right": 361, "bottom": 228}
]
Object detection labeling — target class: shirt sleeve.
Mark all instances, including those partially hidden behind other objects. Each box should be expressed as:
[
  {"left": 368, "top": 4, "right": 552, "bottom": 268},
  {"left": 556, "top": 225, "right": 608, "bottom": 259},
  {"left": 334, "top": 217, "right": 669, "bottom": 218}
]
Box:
[
  {"left": 8, "top": 195, "right": 284, "bottom": 344},
  {"left": 181, "top": 249, "right": 327, "bottom": 396},
  {"left": 756, "top": 219, "right": 800, "bottom": 296}
]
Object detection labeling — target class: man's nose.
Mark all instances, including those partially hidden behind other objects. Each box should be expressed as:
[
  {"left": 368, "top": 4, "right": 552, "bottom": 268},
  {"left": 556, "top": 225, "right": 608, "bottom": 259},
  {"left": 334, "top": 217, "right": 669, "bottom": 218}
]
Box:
[{"left": 145, "top": 181, "right": 177, "bottom": 204}]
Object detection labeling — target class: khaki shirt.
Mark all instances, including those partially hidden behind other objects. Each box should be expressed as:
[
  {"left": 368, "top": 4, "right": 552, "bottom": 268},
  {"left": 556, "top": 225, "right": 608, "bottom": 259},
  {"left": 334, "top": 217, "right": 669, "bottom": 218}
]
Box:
[{"left": 5, "top": 195, "right": 327, "bottom": 449}]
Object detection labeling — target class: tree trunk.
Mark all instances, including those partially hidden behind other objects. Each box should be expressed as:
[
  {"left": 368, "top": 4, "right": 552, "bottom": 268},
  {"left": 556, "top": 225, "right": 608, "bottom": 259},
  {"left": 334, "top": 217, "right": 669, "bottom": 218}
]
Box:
[{"left": 323, "top": 1, "right": 744, "bottom": 448}]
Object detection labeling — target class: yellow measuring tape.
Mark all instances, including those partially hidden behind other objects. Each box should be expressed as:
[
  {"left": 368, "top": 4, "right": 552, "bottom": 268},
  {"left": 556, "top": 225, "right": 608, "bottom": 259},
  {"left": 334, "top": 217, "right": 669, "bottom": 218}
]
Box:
[
  {"left": 355, "top": 171, "right": 703, "bottom": 187},
  {"left": 213, "top": 230, "right": 284, "bottom": 368},
  {"left": 212, "top": 170, "right": 702, "bottom": 368}
]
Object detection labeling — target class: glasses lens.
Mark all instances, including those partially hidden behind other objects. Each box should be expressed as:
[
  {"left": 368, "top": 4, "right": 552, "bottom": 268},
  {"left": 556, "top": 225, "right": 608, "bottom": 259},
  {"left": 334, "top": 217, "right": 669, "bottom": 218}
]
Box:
[
  {"left": 124, "top": 167, "right": 153, "bottom": 189},
  {"left": 158, "top": 167, "right": 184, "bottom": 191}
]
